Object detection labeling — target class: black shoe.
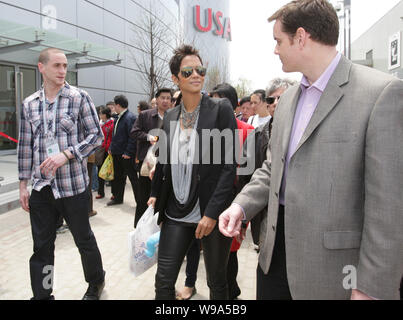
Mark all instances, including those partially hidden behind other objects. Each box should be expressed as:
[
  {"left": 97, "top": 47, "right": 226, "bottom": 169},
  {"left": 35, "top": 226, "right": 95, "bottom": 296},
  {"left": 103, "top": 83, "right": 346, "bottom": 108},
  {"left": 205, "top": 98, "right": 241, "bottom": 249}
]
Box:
[
  {"left": 229, "top": 287, "right": 241, "bottom": 300},
  {"left": 106, "top": 200, "right": 123, "bottom": 206},
  {"left": 30, "top": 295, "right": 55, "bottom": 300},
  {"left": 56, "top": 224, "right": 69, "bottom": 234},
  {"left": 82, "top": 281, "right": 105, "bottom": 300}
]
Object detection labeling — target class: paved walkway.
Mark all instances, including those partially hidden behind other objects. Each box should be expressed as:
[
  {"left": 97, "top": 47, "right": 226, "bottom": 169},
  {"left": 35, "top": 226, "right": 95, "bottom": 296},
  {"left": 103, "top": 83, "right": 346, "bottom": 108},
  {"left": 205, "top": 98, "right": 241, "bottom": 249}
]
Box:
[{"left": 0, "top": 185, "right": 258, "bottom": 300}]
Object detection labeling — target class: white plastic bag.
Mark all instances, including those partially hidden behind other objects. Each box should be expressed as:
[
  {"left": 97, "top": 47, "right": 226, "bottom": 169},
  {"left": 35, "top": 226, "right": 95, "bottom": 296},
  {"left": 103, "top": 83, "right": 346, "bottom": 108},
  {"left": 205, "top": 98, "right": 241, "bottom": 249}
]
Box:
[
  {"left": 128, "top": 206, "right": 160, "bottom": 277},
  {"left": 140, "top": 145, "right": 157, "bottom": 177}
]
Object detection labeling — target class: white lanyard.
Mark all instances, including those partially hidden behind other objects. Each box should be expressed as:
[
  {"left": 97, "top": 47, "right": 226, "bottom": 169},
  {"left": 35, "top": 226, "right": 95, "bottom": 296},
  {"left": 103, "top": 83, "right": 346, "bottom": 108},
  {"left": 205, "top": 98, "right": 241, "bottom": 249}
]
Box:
[{"left": 42, "top": 89, "right": 60, "bottom": 139}]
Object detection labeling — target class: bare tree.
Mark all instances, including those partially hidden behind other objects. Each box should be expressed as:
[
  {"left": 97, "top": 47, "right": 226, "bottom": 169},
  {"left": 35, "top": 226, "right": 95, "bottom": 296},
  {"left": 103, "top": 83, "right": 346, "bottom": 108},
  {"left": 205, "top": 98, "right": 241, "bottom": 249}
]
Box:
[
  {"left": 130, "top": 6, "right": 175, "bottom": 100},
  {"left": 204, "top": 57, "right": 230, "bottom": 93},
  {"left": 233, "top": 77, "right": 253, "bottom": 99}
]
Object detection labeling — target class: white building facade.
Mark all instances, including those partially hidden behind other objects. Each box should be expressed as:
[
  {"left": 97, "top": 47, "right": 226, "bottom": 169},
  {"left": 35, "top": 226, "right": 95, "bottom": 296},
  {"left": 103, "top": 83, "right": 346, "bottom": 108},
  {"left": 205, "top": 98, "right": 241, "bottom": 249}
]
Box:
[
  {"left": 0, "top": 0, "right": 231, "bottom": 154},
  {"left": 351, "top": 1, "right": 403, "bottom": 79}
]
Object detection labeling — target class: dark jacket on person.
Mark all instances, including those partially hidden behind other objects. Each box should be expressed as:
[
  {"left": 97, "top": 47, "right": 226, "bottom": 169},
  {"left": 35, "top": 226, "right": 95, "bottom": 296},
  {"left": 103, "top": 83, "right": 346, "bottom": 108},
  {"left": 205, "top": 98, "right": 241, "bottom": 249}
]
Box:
[
  {"left": 130, "top": 108, "right": 162, "bottom": 162},
  {"left": 150, "top": 94, "right": 237, "bottom": 224},
  {"left": 109, "top": 109, "right": 137, "bottom": 157},
  {"left": 238, "top": 117, "right": 273, "bottom": 246}
]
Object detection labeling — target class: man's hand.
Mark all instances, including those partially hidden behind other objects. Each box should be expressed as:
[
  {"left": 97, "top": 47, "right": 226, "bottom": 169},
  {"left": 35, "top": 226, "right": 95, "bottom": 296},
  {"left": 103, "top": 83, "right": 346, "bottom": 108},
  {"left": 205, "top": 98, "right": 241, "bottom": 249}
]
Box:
[
  {"left": 195, "top": 216, "right": 217, "bottom": 239},
  {"left": 122, "top": 154, "right": 131, "bottom": 159},
  {"left": 351, "top": 289, "right": 375, "bottom": 300},
  {"left": 218, "top": 203, "right": 244, "bottom": 238},
  {"left": 19, "top": 181, "right": 30, "bottom": 213},
  {"left": 40, "top": 152, "right": 69, "bottom": 176},
  {"left": 147, "top": 197, "right": 157, "bottom": 209}
]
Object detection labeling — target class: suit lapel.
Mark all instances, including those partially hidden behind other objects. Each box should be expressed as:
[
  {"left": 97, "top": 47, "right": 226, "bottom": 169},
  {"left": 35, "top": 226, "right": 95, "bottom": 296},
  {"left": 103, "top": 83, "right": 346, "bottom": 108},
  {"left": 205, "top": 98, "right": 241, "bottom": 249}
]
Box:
[
  {"left": 294, "top": 83, "right": 343, "bottom": 153},
  {"left": 293, "top": 56, "right": 352, "bottom": 155},
  {"left": 116, "top": 110, "right": 127, "bottom": 134},
  {"left": 281, "top": 86, "right": 301, "bottom": 159},
  {"left": 166, "top": 106, "right": 180, "bottom": 134},
  {"left": 196, "top": 95, "right": 211, "bottom": 167},
  {"left": 164, "top": 106, "right": 180, "bottom": 162},
  {"left": 196, "top": 94, "right": 210, "bottom": 132},
  {"left": 151, "top": 108, "right": 159, "bottom": 128}
]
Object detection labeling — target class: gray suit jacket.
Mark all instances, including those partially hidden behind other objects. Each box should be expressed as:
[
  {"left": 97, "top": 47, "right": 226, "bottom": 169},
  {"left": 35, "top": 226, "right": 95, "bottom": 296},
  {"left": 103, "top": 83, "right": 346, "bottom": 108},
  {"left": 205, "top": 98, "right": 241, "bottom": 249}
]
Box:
[{"left": 234, "top": 56, "right": 403, "bottom": 300}]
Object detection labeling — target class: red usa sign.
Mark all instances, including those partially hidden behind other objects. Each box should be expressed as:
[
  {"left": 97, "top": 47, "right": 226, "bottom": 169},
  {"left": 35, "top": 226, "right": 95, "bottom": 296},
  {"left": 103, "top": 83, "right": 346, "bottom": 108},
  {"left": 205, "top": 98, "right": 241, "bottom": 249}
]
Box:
[{"left": 193, "top": 5, "right": 232, "bottom": 41}]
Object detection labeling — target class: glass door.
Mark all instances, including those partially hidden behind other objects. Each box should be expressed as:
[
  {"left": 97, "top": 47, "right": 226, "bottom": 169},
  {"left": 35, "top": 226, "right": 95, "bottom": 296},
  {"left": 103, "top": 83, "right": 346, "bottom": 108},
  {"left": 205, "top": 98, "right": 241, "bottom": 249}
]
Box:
[
  {"left": 18, "top": 67, "right": 37, "bottom": 113},
  {"left": 0, "top": 64, "right": 17, "bottom": 152},
  {"left": 0, "top": 64, "right": 37, "bottom": 153}
]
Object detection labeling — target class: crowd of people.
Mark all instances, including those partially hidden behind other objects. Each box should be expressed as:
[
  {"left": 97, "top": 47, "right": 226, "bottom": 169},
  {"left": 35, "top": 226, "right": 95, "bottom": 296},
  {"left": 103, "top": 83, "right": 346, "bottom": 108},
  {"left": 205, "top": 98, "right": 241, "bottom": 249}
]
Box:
[{"left": 17, "top": 0, "right": 402, "bottom": 301}]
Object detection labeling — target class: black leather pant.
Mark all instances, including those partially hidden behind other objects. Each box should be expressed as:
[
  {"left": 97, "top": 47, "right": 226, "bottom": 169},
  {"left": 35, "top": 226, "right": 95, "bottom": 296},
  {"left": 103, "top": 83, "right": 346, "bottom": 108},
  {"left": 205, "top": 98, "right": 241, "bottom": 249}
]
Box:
[
  {"left": 184, "top": 238, "right": 201, "bottom": 288},
  {"left": 155, "top": 218, "right": 232, "bottom": 300}
]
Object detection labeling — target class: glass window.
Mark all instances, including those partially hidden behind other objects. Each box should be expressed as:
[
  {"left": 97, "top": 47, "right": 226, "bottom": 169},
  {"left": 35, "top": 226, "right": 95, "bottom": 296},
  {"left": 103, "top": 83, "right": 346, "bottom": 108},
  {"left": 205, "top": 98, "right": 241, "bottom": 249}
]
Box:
[{"left": 66, "top": 71, "right": 77, "bottom": 86}]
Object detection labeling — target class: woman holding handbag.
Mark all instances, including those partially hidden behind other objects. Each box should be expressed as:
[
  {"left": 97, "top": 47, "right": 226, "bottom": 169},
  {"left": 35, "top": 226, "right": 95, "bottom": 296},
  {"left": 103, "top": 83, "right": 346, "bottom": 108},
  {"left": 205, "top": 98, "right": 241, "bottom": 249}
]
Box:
[
  {"left": 148, "top": 45, "right": 237, "bottom": 300},
  {"left": 96, "top": 106, "right": 114, "bottom": 199}
]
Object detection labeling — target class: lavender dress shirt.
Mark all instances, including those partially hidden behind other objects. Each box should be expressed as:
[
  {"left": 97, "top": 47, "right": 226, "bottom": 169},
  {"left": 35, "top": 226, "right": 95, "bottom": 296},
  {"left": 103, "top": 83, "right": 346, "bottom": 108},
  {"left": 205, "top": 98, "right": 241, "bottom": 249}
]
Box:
[{"left": 279, "top": 53, "right": 342, "bottom": 205}]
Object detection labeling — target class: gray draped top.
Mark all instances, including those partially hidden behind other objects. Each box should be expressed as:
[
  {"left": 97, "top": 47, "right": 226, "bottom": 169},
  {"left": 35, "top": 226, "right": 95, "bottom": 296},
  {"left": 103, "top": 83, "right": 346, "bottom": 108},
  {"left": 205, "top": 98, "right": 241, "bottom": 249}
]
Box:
[{"left": 166, "top": 106, "right": 201, "bottom": 223}]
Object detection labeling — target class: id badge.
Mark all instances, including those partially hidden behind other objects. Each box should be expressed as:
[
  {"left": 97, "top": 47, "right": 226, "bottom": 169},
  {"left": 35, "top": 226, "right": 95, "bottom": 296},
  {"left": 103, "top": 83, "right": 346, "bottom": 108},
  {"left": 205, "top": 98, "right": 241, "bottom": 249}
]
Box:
[{"left": 46, "top": 138, "right": 60, "bottom": 157}]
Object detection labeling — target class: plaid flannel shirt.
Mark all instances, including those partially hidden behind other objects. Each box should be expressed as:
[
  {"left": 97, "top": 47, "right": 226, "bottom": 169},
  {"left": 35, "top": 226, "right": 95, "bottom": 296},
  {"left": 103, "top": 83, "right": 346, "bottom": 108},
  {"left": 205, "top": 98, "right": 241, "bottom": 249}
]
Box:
[{"left": 18, "top": 82, "right": 103, "bottom": 199}]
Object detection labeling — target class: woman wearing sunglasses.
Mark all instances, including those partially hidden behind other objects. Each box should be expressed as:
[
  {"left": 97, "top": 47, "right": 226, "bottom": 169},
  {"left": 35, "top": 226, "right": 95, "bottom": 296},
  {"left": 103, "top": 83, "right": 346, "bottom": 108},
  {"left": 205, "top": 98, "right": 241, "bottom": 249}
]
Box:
[{"left": 148, "top": 45, "right": 237, "bottom": 300}]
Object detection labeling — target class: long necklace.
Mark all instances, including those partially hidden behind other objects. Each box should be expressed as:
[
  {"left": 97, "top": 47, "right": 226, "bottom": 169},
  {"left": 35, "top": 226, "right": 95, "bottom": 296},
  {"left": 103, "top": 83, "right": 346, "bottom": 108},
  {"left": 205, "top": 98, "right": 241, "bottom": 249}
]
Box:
[
  {"left": 180, "top": 104, "right": 200, "bottom": 130},
  {"left": 179, "top": 104, "right": 200, "bottom": 174}
]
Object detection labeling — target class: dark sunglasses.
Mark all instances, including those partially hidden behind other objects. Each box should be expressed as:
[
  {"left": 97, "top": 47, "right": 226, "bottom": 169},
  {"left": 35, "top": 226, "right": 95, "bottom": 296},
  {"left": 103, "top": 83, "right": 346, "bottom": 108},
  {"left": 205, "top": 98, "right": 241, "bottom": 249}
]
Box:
[
  {"left": 266, "top": 96, "right": 281, "bottom": 104},
  {"left": 180, "top": 66, "right": 207, "bottom": 78}
]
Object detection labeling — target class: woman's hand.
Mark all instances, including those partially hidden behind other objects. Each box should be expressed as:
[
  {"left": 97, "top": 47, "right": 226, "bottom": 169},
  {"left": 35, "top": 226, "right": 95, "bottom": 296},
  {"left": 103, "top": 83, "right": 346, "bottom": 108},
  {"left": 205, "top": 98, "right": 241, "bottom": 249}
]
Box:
[
  {"left": 147, "top": 197, "right": 157, "bottom": 209},
  {"left": 149, "top": 165, "right": 156, "bottom": 180},
  {"left": 195, "top": 216, "right": 217, "bottom": 239}
]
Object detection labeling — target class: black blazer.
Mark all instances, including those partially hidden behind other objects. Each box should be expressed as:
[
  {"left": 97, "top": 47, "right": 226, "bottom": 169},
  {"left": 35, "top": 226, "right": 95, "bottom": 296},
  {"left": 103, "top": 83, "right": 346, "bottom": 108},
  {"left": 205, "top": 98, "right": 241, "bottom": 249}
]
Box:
[
  {"left": 130, "top": 108, "right": 161, "bottom": 162},
  {"left": 151, "top": 94, "right": 237, "bottom": 223},
  {"left": 109, "top": 110, "right": 137, "bottom": 157}
]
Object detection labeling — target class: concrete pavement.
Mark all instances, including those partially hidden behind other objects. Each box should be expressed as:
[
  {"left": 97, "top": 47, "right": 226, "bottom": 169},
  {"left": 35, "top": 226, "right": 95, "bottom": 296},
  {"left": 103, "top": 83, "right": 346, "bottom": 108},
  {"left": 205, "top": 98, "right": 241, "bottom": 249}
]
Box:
[{"left": 0, "top": 184, "right": 258, "bottom": 300}]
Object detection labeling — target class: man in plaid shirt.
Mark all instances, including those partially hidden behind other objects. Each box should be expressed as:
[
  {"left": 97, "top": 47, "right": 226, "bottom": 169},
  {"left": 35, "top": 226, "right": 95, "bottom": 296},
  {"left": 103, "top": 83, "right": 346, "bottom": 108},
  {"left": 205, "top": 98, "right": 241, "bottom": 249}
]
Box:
[{"left": 18, "top": 48, "right": 105, "bottom": 300}]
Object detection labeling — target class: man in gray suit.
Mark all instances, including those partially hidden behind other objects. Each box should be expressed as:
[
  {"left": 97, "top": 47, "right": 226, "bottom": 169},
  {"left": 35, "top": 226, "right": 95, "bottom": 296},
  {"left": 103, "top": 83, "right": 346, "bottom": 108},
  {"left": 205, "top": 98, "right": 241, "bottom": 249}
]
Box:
[{"left": 219, "top": 0, "right": 403, "bottom": 300}]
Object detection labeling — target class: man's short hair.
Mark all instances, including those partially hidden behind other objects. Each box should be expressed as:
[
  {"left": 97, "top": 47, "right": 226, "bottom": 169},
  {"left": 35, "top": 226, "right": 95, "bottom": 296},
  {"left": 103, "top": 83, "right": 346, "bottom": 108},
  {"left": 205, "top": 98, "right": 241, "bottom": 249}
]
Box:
[
  {"left": 210, "top": 83, "right": 239, "bottom": 110},
  {"left": 252, "top": 89, "right": 266, "bottom": 102},
  {"left": 266, "top": 78, "right": 297, "bottom": 96},
  {"left": 268, "top": 0, "right": 339, "bottom": 46},
  {"left": 155, "top": 88, "right": 173, "bottom": 98},
  {"left": 114, "top": 95, "right": 129, "bottom": 109},
  {"left": 38, "top": 48, "right": 65, "bottom": 64},
  {"left": 138, "top": 101, "right": 150, "bottom": 112},
  {"left": 169, "top": 45, "right": 203, "bottom": 78},
  {"left": 239, "top": 96, "right": 251, "bottom": 106}
]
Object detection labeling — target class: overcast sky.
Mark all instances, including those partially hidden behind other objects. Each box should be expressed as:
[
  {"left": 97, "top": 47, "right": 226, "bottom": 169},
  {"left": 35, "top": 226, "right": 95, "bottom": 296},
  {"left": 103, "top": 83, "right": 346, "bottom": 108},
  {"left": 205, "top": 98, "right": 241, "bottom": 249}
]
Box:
[{"left": 229, "top": 0, "right": 402, "bottom": 90}]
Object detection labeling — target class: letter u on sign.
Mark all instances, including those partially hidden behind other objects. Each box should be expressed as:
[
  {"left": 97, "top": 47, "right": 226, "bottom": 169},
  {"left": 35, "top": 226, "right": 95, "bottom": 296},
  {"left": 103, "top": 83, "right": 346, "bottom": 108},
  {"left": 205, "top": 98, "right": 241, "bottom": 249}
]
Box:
[{"left": 194, "top": 5, "right": 212, "bottom": 32}]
